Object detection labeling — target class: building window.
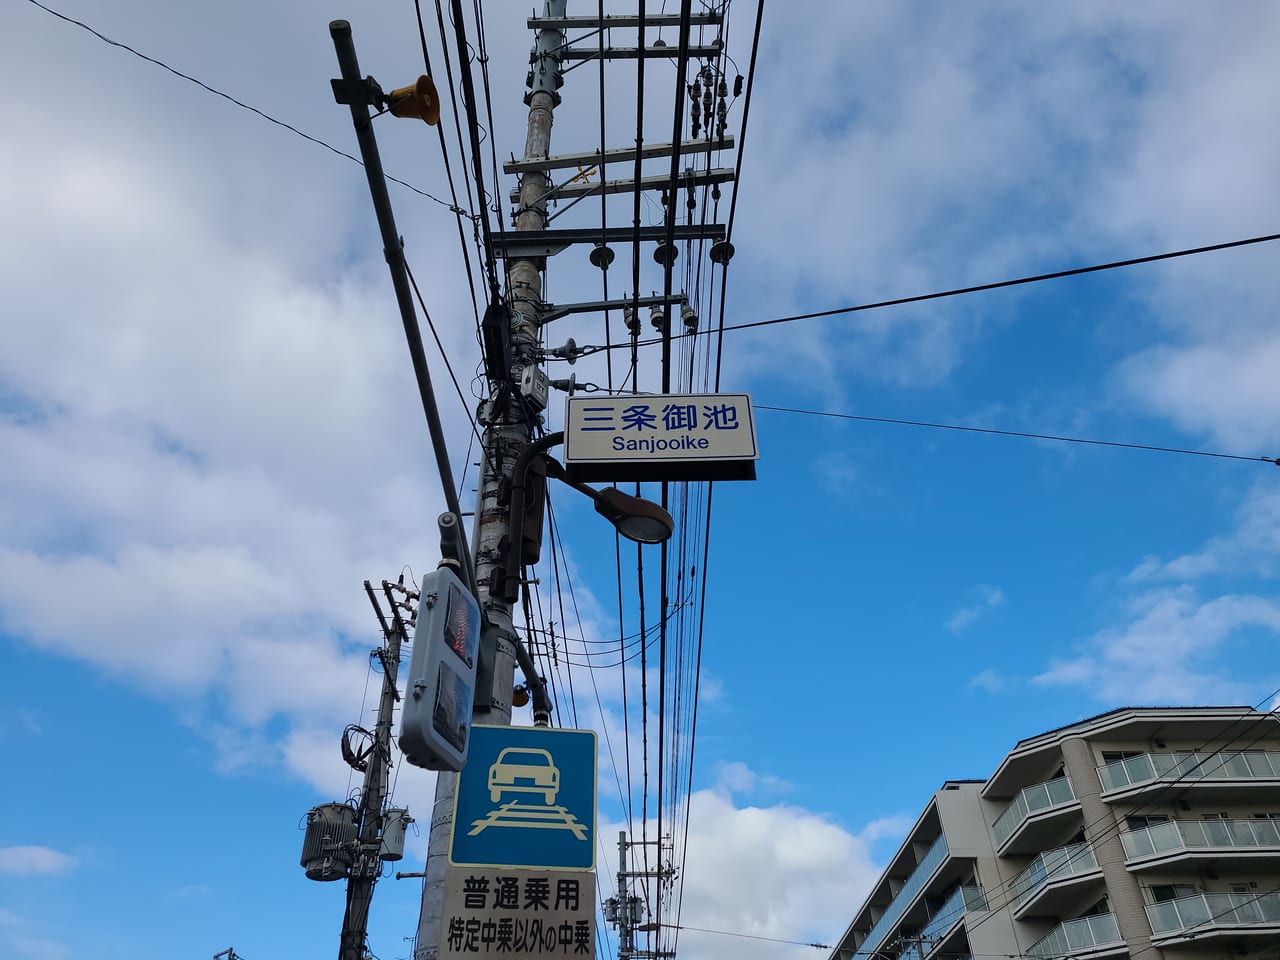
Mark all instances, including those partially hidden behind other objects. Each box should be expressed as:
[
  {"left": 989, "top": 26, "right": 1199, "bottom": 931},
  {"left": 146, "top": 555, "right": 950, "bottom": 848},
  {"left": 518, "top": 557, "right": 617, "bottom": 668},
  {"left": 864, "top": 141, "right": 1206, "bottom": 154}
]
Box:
[
  {"left": 1102, "top": 751, "right": 1144, "bottom": 764},
  {"left": 1126, "top": 815, "right": 1170, "bottom": 829},
  {"left": 1149, "top": 884, "right": 1196, "bottom": 903}
]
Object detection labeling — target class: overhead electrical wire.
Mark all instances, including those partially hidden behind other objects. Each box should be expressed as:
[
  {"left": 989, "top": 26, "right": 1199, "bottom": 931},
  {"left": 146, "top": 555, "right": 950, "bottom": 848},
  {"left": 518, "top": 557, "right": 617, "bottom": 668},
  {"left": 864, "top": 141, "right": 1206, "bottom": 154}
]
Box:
[
  {"left": 24, "top": 0, "right": 462, "bottom": 210},
  {"left": 410, "top": 0, "right": 485, "bottom": 331},
  {"left": 585, "top": 231, "right": 1280, "bottom": 354},
  {"left": 446, "top": 0, "right": 502, "bottom": 298},
  {"left": 867, "top": 699, "right": 1280, "bottom": 960},
  {"left": 754, "top": 404, "right": 1280, "bottom": 466}
]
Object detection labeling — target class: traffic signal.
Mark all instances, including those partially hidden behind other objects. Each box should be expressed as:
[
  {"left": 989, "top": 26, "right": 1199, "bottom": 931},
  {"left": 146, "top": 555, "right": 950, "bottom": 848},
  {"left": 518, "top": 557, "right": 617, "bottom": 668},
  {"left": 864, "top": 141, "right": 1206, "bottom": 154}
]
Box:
[{"left": 399, "top": 567, "right": 480, "bottom": 771}]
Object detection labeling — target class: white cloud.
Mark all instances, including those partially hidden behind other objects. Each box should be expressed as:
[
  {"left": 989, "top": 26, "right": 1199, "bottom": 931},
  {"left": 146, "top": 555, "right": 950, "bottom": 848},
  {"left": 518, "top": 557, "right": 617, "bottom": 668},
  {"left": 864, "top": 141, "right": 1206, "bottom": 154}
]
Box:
[
  {"left": 712, "top": 761, "right": 790, "bottom": 799},
  {"left": 969, "top": 669, "right": 1005, "bottom": 694},
  {"left": 1128, "top": 485, "right": 1280, "bottom": 583},
  {"left": 609, "top": 790, "right": 887, "bottom": 960},
  {"left": 947, "top": 586, "right": 1005, "bottom": 633},
  {"left": 1034, "top": 586, "right": 1280, "bottom": 703},
  {"left": 0, "top": 846, "right": 77, "bottom": 876},
  {"left": 0, "top": 907, "right": 69, "bottom": 960}
]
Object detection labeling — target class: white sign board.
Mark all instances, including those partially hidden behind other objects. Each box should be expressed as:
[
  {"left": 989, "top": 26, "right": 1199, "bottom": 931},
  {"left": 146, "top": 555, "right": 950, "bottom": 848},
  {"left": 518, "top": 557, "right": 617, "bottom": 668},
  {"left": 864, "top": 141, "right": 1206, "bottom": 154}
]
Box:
[
  {"left": 439, "top": 866, "right": 595, "bottom": 959},
  {"left": 564, "top": 393, "right": 758, "bottom": 482}
]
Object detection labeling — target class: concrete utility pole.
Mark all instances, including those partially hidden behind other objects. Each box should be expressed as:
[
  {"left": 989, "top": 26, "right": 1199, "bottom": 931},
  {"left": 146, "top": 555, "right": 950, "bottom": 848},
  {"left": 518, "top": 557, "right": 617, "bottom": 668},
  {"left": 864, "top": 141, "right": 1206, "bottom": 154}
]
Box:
[
  {"left": 339, "top": 581, "right": 413, "bottom": 960},
  {"left": 605, "top": 831, "right": 677, "bottom": 960},
  {"left": 414, "top": 3, "right": 568, "bottom": 957}
]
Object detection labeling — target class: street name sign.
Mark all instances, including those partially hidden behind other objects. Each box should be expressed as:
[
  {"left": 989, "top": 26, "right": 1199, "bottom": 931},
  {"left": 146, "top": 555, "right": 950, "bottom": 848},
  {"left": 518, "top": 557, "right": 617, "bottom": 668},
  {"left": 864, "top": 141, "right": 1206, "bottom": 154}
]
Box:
[
  {"left": 450, "top": 724, "right": 597, "bottom": 871},
  {"left": 439, "top": 866, "right": 595, "bottom": 959},
  {"left": 564, "top": 392, "right": 758, "bottom": 482}
]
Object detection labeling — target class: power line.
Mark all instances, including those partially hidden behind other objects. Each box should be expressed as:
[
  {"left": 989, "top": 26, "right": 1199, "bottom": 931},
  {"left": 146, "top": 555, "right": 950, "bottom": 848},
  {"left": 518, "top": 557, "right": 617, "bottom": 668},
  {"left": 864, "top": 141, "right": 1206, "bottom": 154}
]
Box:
[
  {"left": 649, "top": 921, "right": 830, "bottom": 948},
  {"left": 581, "top": 231, "right": 1280, "bottom": 355},
  {"left": 24, "top": 0, "right": 460, "bottom": 210},
  {"left": 708, "top": 231, "right": 1280, "bottom": 337},
  {"left": 754, "top": 404, "right": 1280, "bottom": 466}
]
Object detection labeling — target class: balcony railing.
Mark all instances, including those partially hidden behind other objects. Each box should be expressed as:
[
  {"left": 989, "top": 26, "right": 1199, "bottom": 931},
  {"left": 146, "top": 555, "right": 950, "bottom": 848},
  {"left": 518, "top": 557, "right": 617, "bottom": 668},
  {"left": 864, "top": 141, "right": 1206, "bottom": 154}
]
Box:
[
  {"left": 992, "top": 775, "right": 1076, "bottom": 846},
  {"left": 1027, "top": 913, "right": 1122, "bottom": 960},
  {"left": 859, "top": 834, "right": 949, "bottom": 955},
  {"left": 922, "top": 886, "right": 986, "bottom": 942},
  {"left": 1123, "top": 818, "right": 1280, "bottom": 860},
  {"left": 1010, "top": 841, "right": 1099, "bottom": 908},
  {"left": 1146, "top": 891, "right": 1280, "bottom": 936},
  {"left": 1098, "top": 750, "right": 1280, "bottom": 792}
]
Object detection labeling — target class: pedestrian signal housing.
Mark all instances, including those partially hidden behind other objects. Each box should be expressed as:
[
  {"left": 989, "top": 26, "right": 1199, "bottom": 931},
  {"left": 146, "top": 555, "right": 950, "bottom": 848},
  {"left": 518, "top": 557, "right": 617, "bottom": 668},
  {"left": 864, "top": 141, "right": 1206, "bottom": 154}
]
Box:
[{"left": 399, "top": 567, "right": 480, "bottom": 771}]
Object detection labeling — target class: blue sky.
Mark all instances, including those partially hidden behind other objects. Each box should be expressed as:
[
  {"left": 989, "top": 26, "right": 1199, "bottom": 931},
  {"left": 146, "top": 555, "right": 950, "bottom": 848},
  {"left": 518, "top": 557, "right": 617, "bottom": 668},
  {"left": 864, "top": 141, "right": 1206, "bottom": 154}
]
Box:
[{"left": 3, "top": 2, "right": 1280, "bottom": 960}]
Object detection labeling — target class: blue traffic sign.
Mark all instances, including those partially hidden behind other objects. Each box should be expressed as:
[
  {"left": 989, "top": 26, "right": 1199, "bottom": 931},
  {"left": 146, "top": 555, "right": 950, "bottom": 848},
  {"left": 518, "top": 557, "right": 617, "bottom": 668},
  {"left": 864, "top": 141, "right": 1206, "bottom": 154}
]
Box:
[{"left": 450, "top": 725, "right": 597, "bottom": 870}]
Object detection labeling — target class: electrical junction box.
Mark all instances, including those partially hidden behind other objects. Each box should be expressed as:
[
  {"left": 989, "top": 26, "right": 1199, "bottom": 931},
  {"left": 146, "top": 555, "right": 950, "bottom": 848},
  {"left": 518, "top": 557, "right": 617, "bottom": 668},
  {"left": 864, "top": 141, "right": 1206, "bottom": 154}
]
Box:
[
  {"left": 399, "top": 567, "right": 481, "bottom": 772},
  {"left": 518, "top": 364, "right": 550, "bottom": 411}
]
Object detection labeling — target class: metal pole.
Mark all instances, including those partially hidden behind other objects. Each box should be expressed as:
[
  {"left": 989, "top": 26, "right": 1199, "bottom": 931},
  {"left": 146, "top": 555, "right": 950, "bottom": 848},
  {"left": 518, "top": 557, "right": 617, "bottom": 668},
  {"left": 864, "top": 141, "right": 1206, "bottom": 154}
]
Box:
[
  {"left": 328, "top": 20, "right": 475, "bottom": 596},
  {"left": 618, "top": 831, "right": 633, "bottom": 960},
  {"left": 414, "top": 3, "right": 567, "bottom": 957},
  {"left": 338, "top": 582, "right": 409, "bottom": 960}
]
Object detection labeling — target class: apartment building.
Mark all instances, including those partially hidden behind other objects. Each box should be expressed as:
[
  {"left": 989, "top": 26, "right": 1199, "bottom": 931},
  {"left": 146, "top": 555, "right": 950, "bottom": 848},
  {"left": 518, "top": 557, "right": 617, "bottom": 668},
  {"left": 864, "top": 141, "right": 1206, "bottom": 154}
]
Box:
[{"left": 831, "top": 706, "right": 1280, "bottom": 960}]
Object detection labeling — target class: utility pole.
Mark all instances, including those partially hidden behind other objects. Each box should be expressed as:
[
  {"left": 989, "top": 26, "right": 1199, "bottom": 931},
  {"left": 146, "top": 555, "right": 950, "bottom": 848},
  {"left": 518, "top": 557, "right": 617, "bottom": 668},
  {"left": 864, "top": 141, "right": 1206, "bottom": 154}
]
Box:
[
  {"left": 414, "top": 3, "right": 568, "bottom": 957},
  {"left": 605, "top": 831, "right": 677, "bottom": 960},
  {"left": 337, "top": 580, "right": 415, "bottom": 960}
]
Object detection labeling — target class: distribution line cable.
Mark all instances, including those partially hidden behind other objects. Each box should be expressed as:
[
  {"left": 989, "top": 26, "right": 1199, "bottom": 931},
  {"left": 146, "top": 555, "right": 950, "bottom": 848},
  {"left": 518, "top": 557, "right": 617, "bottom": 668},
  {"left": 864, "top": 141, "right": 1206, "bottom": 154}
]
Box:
[
  {"left": 571, "top": 230, "right": 1280, "bottom": 358},
  {"left": 403, "top": 263, "right": 485, "bottom": 444},
  {"left": 654, "top": 14, "right": 699, "bottom": 913},
  {"left": 755, "top": 404, "right": 1280, "bottom": 466},
  {"left": 545, "top": 500, "right": 631, "bottom": 816},
  {"left": 627, "top": 0, "right": 650, "bottom": 396},
  {"left": 650, "top": 921, "right": 830, "bottom": 948},
  {"left": 545, "top": 499, "right": 581, "bottom": 728},
  {"left": 673, "top": 0, "right": 760, "bottom": 933},
  {"left": 717, "top": 231, "right": 1280, "bottom": 342},
  {"left": 902, "top": 702, "right": 1280, "bottom": 957},
  {"left": 592, "top": 0, "right": 636, "bottom": 834},
  {"left": 885, "top": 696, "right": 1280, "bottom": 956},
  {"left": 431, "top": 0, "right": 486, "bottom": 235},
  {"left": 470, "top": 0, "right": 514, "bottom": 290},
  {"left": 410, "top": 0, "right": 485, "bottom": 332},
  {"left": 24, "top": 0, "right": 460, "bottom": 211},
  {"left": 711, "top": 0, "right": 764, "bottom": 393},
  {"left": 869, "top": 706, "right": 1280, "bottom": 956},
  {"left": 446, "top": 0, "right": 501, "bottom": 298}
]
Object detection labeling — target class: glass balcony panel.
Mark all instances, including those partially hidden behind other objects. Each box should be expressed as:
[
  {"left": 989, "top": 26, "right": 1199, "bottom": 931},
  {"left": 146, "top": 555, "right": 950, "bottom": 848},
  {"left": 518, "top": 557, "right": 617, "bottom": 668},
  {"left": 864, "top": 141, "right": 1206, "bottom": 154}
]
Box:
[
  {"left": 859, "top": 834, "right": 948, "bottom": 955},
  {"left": 1012, "top": 842, "right": 1098, "bottom": 907},
  {"left": 1027, "top": 913, "right": 1121, "bottom": 959},
  {"left": 993, "top": 775, "right": 1076, "bottom": 846},
  {"left": 1122, "top": 828, "right": 1154, "bottom": 859},
  {"left": 1254, "top": 818, "right": 1280, "bottom": 845},
  {"left": 1201, "top": 819, "right": 1230, "bottom": 846},
  {"left": 1147, "top": 901, "right": 1181, "bottom": 935},
  {"left": 1246, "top": 751, "right": 1278, "bottom": 776},
  {"left": 1100, "top": 751, "right": 1280, "bottom": 793},
  {"left": 1145, "top": 892, "right": 1280, "bottom": 936},
  {"left": 1225, "top": 753, "right": 1254, "bottom": 777},
  {"left": 920, "top": 885, "right": 986, "bottom": 945},
  {"left": 1124, "top": 818, "right": 1280, "bottom": 863}
]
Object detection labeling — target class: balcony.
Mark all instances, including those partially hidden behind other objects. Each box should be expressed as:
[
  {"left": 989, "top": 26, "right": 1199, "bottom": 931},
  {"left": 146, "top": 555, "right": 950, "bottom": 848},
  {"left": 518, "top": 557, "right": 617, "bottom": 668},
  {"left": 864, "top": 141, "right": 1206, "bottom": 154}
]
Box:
[
  {"left": 992, "top": 775, "right": 1079, "bottom": 854},
  {"left": 1123, "top": 818, "right": 1280, "bottom": 870},
  {"left": 859, "top": 835, "right": 949, "bottom": 956},
  {"left": 1027, "top": 912, "right": 1124, "bottom": 960},
  {"left": 1098, "top": 751, "right": 1280, "bottom": 802},
  {"left": 1010, "top": 841, "right": 1103, "bottom": 917},
  {"left": 1146, "top": 891, "right": 1280, "bottom": 942},
  {"left": 923, "top": 886, "right": 986, "bottom": 952}
]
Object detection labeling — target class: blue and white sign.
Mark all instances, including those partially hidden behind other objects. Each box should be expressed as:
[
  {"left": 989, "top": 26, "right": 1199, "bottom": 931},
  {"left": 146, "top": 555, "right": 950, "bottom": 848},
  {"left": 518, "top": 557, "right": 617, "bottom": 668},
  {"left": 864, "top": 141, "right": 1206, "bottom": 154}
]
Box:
[
  {"left": 564, "top": 392, "right": 758, "bottom": 482},
  {"left": 450, "top": 725, "right": 597, "bottom": 871}
]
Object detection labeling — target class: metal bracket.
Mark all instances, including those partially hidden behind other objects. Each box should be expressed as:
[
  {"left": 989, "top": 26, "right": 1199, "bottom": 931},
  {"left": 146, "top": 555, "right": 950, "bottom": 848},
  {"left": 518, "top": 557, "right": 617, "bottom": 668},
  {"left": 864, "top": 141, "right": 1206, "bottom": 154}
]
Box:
[{"left": 330, "top": 75, "right": 385, "bottom": 108}]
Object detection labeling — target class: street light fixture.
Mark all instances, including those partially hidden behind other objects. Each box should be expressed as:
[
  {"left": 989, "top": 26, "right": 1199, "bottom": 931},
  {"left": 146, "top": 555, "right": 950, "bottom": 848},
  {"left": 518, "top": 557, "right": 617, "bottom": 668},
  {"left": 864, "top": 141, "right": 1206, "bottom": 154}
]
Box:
[{"left": 502, "top": 432, "right": 673, "bottom": 604}]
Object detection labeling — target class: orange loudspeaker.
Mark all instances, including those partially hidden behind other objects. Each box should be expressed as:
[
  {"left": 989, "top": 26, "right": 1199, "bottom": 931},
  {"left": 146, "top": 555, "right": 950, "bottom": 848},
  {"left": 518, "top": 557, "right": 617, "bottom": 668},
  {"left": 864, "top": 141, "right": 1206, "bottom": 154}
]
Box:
[{"left": 387, "top": 75, "right": 441, "bottom": 125}]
